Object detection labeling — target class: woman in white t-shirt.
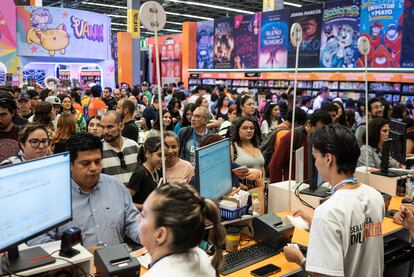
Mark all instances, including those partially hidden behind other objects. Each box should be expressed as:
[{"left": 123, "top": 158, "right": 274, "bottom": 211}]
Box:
[
  {"left": 139, "top": 184, "right": 225, "bottom": 277},
  {"left": 260, "top": 102, "right": 282, "bottom": 138}
]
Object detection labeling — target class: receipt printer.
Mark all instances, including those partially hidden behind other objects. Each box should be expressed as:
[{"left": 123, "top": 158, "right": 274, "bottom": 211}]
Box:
[
  {"left": 252, "top": 213, "right": 294, "bottom": 251},
  {"left": 94, "top": 244, "right": 140, "bottom": 277}
]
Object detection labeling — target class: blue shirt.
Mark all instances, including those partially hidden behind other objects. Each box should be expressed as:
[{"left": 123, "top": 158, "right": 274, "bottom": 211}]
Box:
[{"left": 29, "top": 174, "right": 140, "bottom": 248}]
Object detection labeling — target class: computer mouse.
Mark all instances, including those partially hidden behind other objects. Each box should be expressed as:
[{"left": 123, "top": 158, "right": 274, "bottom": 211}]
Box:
[{"left": 402, "top": 197, "right": 413, "bottom": 204}]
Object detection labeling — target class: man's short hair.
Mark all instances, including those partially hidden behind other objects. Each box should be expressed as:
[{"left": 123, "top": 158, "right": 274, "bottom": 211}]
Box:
[
  {"left": 301, "top": 96, "right": 311, "bottom": 106},
  {"left": 0, "top": 98, "right": 16, "bottom": 113},
  {"left": 318, "top": 86, "right": 329, "bottom": 95},
  {"left": 66, "top": 133, "right": 103, "bottom": 163},
  {"left": 104, "top": 87, "right": 112, "bottom": 93},
  {"left": 26, "top": 89, "right": 39, "bottom": 99},
  {"left": 312, "top": 124, "right": 360, "bottom": 175},
  {"left": 195, "top": 106, "right": 210, "bottom": 121},
  {"left": 368, "top": 97, "right": 381, "bottom": 113},
  {"left": 321, "top": 102, "right": 338, "bottom": 113},
  {"left": 310, "top": 109, "right": 333, "bottom": 126},
  {"left": 285, "top": 108, "right": 307, "bottom": 126},
  {"left": 122, "top": 99, "right": 136, "bottom": 115},
  {"left": 102, "top": 110, "right": 122, "bottom": 124},
  {"left": 91, "top": 85, "right": 102, "bottom": 98}
]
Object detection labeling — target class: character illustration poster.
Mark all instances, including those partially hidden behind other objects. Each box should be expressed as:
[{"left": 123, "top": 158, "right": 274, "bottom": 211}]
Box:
[
  {"left": 288, "top": 4, "right": 323, "bottom": 68},
  {"left": 360, "top": 0, "right": 404, "bottom": 67},
  {"left": 214, "top": 17, "right": 235, "bottom": 69},
  {"left": 233, "top": 14, "right": 260, "bottom": 69},
  {"left": 320, "top": 0, "right": 360, "bottom": 68},
  {"left": 196, "top": 21, "right": 214, "bottom": 69},
  {"left": 401, "top": 0, "right": 414, "bottom": 67},
  {"left": 16, "top": 6, "right": 110, "bottom": 59},
  {"left": 160, "top": 37, "right": 181, "bottom": 85},
  {"left": 259, "top": 10, "right": 289, "bottom": 68}
]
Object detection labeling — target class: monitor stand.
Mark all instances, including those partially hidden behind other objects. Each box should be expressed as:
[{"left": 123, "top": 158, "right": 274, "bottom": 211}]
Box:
[
  {"left": 300, "top": 186, "right": 331, "bottom": 198},
  {"left": 5, "top": 246, "right": 55, "bottom": 274}
]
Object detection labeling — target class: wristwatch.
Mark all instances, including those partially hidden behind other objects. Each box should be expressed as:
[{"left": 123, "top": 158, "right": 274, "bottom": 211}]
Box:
[{"left": 300, "top": 257, "right": 306, "bottom": 270}]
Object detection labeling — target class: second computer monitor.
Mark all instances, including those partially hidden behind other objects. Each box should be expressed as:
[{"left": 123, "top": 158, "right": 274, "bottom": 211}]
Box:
[{"left": 195, "top": 138, "right": 232, "bottom": 201}]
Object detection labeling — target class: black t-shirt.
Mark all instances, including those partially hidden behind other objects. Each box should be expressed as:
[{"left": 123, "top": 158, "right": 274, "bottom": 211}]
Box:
[
  {"left": 173, "top": 90, "right": 186, "bottom": 102},
  {"left": 20, "top": 111, "right": 33, "bottom": 120},
  {"left": 103, "top": 97, "right": 117, "bottom": 111},
  {"left": 0, "top": 125, "right": 19, "bottom": 141},
  {"left": 127, "top": 166, "right": 159, "bottom": 204},
  {"left": 122, "top": 120, "right": 139, "bottom": 142}
]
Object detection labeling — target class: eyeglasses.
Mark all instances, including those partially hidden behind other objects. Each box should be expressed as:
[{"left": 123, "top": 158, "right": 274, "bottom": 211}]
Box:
[
  {"left": 116, "top": 152, "right": 127, "bottom": 169},
  {"left": 28, "top": 138, "right": 50, "bottom": 148}
]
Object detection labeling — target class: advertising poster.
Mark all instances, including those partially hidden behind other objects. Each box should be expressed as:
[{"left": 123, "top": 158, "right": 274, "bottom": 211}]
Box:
[
  {"left": 359, "top": 0, "right": 404, "bottom": 67},
  {"left": 259, "top": 9, "right": 289, "bottom": 68},
  {"left": 16, "top": 6, "right": 111, "bottom": 59},
  {"left": 233, "top": 14, "right": 260, "bottom": 69},
  {"left": 288, "top": 4, "right": 323, "bottom": 68},
  {"left": 160, "top": 37, "right": 181, "bottom": 85},
  {"left": 0, "top": 0, "right": 19, "bottom": 72},
  {"left": 196, "top": 21, "right": 214, "bottom": 69},
  {"left": 401, "top": 0, "right": 414, "bottom": 67},
  {"left": 214, "top": 17, "right": 235, "bottom": 69},
  {"left": 320, "top": 0, "right": 360, "bottom": 68}
]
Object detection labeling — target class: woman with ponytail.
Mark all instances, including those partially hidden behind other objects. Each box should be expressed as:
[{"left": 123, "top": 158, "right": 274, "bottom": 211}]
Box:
[
  {"left": 127, "top": 136, "right": 162, "bottom": 210},
  {"left": 139, "top": 183, "right": 225, "bottom": 277}
]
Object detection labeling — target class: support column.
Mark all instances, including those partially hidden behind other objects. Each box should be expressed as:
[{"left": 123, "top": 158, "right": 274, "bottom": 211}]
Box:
[
  {"left": 182, "top": 22, "right": 197, "bottom": 89},
  {"left": 127, "top": 0, "right": 141, "bottom": 86}
]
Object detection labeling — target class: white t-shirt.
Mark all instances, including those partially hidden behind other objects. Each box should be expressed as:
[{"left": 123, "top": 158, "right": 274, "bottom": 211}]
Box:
[
  {"left": 143, "top": 247, "right": 215, "bottom": 277},
  {"left": 306, "top": 184, "right": 384, "bottom": 277},
  {"left": 312, "top": 95, "right": 325, "bottom": 110}
]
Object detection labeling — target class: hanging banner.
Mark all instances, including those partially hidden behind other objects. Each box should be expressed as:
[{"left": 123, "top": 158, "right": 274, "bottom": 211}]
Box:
[
  {"left": 196, "top": 21, "right": 214, "bottom": 69},
  {"left": 401, "top": 0, "right": 414, "bottom": 68},
  {"left": 16, "top": 6, "right": 111, "bottom": 59},
  {"left": 320, "top": 0, "right": 360, "bottom": 68},
  {"left": 0, "top": 0, "right": 19, "bottom": 71},
  {"left": 127, "top": 9, "right": 140, "bottom": 39},
  {"left": 359, "top": 0, "right": 404, "bottom": 67},
  {"left": 259, "top": 9, "right": 289, "bottom": 68},
  {"left": 160, "top": 37, "right": 181, "bottom": 85},
  {"left": 214, "top": 17, "right": 235, "bottom": 69},
  {"left": 288, "top": 4, "right": 323, "bottom": 68},
  {"left": 233, "top": 14, "right": 260, "bottom": 69}
]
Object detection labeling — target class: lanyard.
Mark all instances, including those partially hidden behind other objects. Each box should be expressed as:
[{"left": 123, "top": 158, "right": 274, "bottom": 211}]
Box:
[
  {"left": 331, "top": 177, "right": 357, "bottom": 194},
  {"left": 193, "top": 128, "right": 206, "bottom": 150}
]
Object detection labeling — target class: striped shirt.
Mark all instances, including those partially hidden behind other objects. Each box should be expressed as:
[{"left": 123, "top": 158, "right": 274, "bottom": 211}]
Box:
[{"left": 102, "top": 137, "right": 139, "bottom": 185}]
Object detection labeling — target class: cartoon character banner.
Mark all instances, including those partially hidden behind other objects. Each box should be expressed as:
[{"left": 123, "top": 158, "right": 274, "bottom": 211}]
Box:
[
  {"left": 0, "top": 0, "right": 20, "bottom": 71},
  {"left": 196, "top": 21, "right": 214, "bottom": 69},
  {"left": 360, "top": 0, "right": 404, "bottom": 67},
  {"left": 214, "top": 17, "right": 235, "bottom": 69},
  {"left": 401, "top": 0, "right": 414, "bottom": 68},
  {"left": 320, "top": 0, "right": 360, "bottom": 68},
  {"left": 259, "top": 9, "right": 289, "bottom": 68},
  {"left": 288, "top": 4, "right": 323, "bottom": 68},
  {"left": 233, "top": 14, "right": 260, "bottom": 69},
  {"left": 17, "top": 6, "right": 111, "bottom": 59}
]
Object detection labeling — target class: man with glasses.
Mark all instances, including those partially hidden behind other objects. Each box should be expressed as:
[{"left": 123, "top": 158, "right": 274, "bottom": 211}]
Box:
[
  {"left": 355, "top": 97, "right": 384, "bottom": 146},
  {"left": 101, "top": 110, "right": 139, "bottom": 185}
]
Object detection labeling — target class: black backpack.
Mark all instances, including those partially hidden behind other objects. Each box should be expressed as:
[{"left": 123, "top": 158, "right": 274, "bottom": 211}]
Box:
[{"left": 260, "top": 126, "right": 290, "bottom": 174}]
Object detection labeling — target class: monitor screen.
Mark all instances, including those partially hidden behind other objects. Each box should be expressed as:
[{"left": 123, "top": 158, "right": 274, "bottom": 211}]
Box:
[
  {"left": 389, "top": 119, "right": 406, "bottom": 164},
  {"left": 195, "top": 139, "right": 232, "bottom": 201},
  {"left": 0, "top": 153, "right": 72, "bottom": 251}
]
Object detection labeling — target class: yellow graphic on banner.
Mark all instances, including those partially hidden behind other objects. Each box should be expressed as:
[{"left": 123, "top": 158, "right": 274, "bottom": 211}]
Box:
[
  {"left": 127, "top": 9, "right": 140, "bottom": 38},
  {"left": 263, "top": 0, "right": 274, "bottom": 11}
]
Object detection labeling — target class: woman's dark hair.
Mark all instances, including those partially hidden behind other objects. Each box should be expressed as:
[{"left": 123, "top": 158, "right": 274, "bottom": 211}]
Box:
[
  {"left": 236, "top": 94, "right": 253, "bottom": 116},
  {"left": 391, "top": 103, "right": 407, "bottom": 119},
  {"left": 332, "top": 100, "right": 348, "bottom": 127},
  {"left": 345, "top": 109, "right": 356, "bottom": 128},
  {"left": 231, "top": 116, "right": 261, "bottom": 148},
  {"left": 167, "top": 97, "right": 182, "bottom": 112},
  {"left": 357, "top": 100, "right": 365, "bottom": 117},
  {"left": 70, "top": 90, "right": 81, "bottom": 105},
  {"left": 285, "top": 108, "right": 308, "bottom": 126},
  {"left": 217, "top": 94, "right": 229, "bottom": 111},
  {"left": 39, "top": 89, "right": 50, "bottom": 101},
  {"left": 310, "top": 109, "right": 333, "bottom": 126},
  {"left": 152, "top": 184, "right": 225, "bottom": 274},
  {"left": 181, "top": 103, "right": 197, "bottom": 128},
  {"left": 19, "top": 123, "right": 49, "bottom": 144},
  {"left": 66, "top": 132, "right": 103, "bottom": 163},
  {"left": 194, "top": 96, "right": 205, "bottom": 108},
  {"left": 58, "top": 94, "right": 75, "bottom": 114},
  {"left": 87, "top": 115, "right": 101, "bottom": 126},
  {"left": 366, "top": 117, "right": 389, "bottom": 149},
  {"left": 152, "top": 110, "right": 173, "bottom": 131},
  {"left": 200, "top": 134, "right": 224, "bottom": 147},
  {"left": 263, "top": 102, "right": 280, "bottom": 127},
  {"left": 312, "top": 124, "right": 360, "bottom": 175},
  {"left": 138, "top": 136, "right": 162, "bottom": 164},
  {"left": 33, "top": 102, "right": 53, "bottom": 127}
]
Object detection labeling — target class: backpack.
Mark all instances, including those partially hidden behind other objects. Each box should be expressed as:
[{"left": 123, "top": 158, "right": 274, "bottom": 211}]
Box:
[{"left": 260, "top": 126, "right": 290, "bottom": 171}]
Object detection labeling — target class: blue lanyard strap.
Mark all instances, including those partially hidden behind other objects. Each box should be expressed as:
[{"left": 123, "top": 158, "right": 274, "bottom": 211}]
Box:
[
  {"left": 193, "top": 128, "right": 206, "bottom": 150},
  {"left": 331, "top": 177, "right": 357, "bottom": 194}
]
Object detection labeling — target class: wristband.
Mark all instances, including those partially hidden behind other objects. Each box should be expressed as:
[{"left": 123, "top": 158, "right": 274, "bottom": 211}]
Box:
[{"left": 300, "top": 257, "right": 306, "bottom": 269}]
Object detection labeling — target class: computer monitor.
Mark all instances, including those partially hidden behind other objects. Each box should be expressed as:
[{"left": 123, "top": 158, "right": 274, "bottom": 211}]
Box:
[
  {"left": 0, "top": 153, "right": 72, "bottom": 273},
  {"left": 389, "top": 119, "right": 407, "bottom": 164},
  {"left": 195, "top": 138, "right": 232, "bottom": 201}
]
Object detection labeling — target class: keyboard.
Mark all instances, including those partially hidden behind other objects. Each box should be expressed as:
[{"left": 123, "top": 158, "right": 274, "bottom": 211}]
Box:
[{"left": 220, "top": 243, "right": 279, "bottom": 275}]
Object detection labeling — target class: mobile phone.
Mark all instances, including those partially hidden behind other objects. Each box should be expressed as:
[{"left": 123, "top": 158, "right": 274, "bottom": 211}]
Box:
[{"left": 251, "top": 264, "right": 281, "bottom": 277}]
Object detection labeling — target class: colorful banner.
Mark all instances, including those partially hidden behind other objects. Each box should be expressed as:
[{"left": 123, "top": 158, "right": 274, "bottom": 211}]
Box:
[
  {"left": 320, "top": 0, "right": 360, "bottom": 68},
  {"left": 259, "top": 9, "right": 289, "bottom": 68},
  {"left": 127, "top": 9, "right": 140, "bottom": 39},
  {"left": 196, "top": 21, "right": 214, "bottom": 69},
  {"left": 17, "top": 6, "right": 111, "bottom": 59},
  {"left": 401, "top": 0, "right": 414, "bottom": 68},
  {"left": 160, "top": 37, "right": 181, "bottom": 85},
  {"left": 214, "top": 17, "right": 235, "bottom": 69},
  {"left": 0, "top": 0, "right": 20, "bottom": 72},
  {"left": 288, "top": 4, "right": 323, "bottom": 68},
  {"left": 233, "top": 14, "right": 260, "bottom": 69},
  {"left": 263, "top": 0, "right": 284, "bottom": 12},
  {"left": 359, "top": 0, "right": 404, "bottom": 67}
]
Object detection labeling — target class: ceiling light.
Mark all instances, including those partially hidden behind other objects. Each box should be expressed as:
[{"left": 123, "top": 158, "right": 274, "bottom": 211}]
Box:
[
  {"left": 166, "top": 0, "right": 254, "bottom": 14},
  {"left": 284, "top": 2, "right": 303, "bottom": 7}
]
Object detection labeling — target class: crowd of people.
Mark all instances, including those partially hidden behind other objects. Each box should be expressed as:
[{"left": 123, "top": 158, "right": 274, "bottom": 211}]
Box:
[{"left": 2, "top": 80, "right": 414, "bottom": 276}]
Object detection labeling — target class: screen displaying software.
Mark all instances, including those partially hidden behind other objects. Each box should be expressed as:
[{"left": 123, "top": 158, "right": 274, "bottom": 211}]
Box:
[
  {"left": 197, "top": 140, "right": 232, "bottom": 201},
  {"left": 0, "top": 153, "right": 72, "bottom": 250}
]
